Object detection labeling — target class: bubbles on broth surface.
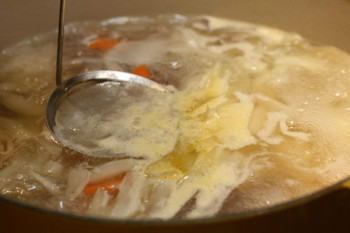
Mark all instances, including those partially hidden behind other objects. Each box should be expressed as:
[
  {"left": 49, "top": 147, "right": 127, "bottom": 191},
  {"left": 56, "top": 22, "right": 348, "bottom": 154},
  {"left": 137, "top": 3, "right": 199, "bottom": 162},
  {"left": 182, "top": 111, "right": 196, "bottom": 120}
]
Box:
[{"left": 1, "top": 15, "right": 350, "bottom": 219}]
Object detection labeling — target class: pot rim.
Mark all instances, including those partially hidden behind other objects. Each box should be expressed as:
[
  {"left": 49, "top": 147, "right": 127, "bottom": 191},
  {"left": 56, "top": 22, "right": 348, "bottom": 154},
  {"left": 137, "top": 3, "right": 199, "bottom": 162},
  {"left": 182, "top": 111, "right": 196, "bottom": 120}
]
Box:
[{"left": 1, "top": 11, "right": 350, "bottom": 226}]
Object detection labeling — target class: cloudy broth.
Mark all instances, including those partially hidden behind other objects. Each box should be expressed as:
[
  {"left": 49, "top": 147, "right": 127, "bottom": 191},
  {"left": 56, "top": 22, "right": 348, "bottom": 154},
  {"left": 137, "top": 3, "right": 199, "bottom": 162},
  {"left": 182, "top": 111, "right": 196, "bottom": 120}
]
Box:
[{"left": 1, "top": 15, "right": 350, "bottom": 219}]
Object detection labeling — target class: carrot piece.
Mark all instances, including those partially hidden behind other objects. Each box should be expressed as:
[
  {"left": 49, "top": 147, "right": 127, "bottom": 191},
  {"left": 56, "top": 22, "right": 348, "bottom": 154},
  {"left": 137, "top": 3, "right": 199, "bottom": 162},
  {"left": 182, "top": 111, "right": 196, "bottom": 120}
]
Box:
[
  {"left": 88, "top": 38, "right": 122, "bottom": 51},
  {"left": 83, "top": 176, "right": 124, "bottom": 195},
  {"left": 132, "top": 65, "right": 150, "bottom": 79}
]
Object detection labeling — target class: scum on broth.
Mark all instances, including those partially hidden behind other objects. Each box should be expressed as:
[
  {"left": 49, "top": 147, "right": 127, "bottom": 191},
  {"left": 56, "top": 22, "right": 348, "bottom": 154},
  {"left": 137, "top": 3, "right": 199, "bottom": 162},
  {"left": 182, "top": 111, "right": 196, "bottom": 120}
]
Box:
[{"left": 1, "top": 15, "right": 350, "bottom": 219}]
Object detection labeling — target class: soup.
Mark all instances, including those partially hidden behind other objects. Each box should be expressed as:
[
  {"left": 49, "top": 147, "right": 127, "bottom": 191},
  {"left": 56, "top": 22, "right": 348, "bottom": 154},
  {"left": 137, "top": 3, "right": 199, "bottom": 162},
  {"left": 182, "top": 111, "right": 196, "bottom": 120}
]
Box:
[{"left": 1, "top": 15, "right": 350, "bottom": 219}]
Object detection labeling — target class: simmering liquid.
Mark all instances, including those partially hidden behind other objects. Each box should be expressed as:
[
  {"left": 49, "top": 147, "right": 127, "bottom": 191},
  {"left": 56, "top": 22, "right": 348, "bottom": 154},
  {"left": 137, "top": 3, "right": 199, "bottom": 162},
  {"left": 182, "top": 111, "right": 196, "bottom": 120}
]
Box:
[{"left": 1, "top": 15, "right": 350, "bottom": 219}]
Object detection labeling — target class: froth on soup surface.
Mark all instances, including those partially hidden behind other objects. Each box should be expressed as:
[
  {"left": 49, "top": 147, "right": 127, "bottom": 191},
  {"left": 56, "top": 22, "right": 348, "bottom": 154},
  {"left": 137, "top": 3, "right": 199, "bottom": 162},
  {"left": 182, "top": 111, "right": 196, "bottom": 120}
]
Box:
[{"left": 1, "top": 15, "right": 350, "bottom": 219}]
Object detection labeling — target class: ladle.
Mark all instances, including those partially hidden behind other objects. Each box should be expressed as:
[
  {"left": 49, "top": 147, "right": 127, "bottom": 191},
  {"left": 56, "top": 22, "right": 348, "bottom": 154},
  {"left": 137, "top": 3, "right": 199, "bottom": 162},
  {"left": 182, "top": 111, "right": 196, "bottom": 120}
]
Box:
[{"left": 46, "top": 0, "right": 170, "bottom": 158}]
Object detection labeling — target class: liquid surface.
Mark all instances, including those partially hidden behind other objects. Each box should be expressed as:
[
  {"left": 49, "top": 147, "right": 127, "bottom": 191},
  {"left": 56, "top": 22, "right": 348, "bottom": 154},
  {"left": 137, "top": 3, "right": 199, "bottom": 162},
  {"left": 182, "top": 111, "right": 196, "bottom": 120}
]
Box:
[{"left": 1, "top": 15, "right": 350, "bottom": 219}]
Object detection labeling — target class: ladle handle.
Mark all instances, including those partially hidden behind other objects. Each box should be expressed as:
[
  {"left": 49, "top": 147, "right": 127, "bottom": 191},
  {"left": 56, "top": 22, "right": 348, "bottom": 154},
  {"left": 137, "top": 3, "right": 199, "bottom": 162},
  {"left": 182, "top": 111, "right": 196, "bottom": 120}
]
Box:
[{"left": 56, "top": 0, "right": 66, "bottom": 86}]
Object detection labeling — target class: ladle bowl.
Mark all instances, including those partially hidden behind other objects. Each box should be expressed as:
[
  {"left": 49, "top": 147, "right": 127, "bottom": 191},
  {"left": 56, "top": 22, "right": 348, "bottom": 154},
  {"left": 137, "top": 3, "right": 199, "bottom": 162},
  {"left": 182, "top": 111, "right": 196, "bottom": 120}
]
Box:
[{"left": 46, "top": 70, "right": 171, "bottom": 157}]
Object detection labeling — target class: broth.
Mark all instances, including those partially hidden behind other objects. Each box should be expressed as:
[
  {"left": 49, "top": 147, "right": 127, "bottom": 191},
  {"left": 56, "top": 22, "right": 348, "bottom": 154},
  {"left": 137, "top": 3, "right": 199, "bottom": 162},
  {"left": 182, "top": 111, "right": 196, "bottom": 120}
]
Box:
[{"left": 1, "top": 15, "right": 350, "bottom": 219}]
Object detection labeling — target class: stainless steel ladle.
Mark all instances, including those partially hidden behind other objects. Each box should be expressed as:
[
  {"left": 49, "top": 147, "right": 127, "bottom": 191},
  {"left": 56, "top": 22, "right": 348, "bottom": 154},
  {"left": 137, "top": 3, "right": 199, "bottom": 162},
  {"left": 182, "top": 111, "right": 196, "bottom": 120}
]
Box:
[{"left": 46, "top": 0, "right": 170, "bottom": 158}]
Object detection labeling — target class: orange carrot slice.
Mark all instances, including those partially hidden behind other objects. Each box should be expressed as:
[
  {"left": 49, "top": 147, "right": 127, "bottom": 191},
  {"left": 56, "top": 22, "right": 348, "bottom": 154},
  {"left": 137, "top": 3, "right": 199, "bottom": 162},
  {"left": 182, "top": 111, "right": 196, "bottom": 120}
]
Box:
[
  {"left": 88, "top": 38, "right": 122, "bottom": 51},
  {"left": 132, "top": 65, "right": 150, "bottom": 79},
  {"left": 83, "top": 176, "right": 124, "bottom": 195}
]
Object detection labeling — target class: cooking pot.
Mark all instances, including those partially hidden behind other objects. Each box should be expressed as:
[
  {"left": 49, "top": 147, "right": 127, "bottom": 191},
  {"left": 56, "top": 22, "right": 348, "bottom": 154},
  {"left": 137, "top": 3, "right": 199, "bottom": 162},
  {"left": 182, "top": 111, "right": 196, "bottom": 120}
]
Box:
[{"left": 1, "top": 0, "right": 350, "bottom": 232}]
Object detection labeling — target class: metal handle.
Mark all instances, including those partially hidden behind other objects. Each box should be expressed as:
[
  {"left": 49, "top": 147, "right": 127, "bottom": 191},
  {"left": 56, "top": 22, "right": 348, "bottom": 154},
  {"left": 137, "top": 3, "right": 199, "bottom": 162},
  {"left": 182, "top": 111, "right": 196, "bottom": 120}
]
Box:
[{"left": 56, "top": 0, "right": 66, "bottom": 86}]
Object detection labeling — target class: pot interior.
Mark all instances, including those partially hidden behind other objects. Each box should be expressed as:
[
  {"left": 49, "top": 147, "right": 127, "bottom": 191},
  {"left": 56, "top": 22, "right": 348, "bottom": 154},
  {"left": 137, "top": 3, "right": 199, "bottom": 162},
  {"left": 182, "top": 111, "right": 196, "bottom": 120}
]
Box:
[{"left": 0, "top": 0, "right": 350, "bottom": 224}]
